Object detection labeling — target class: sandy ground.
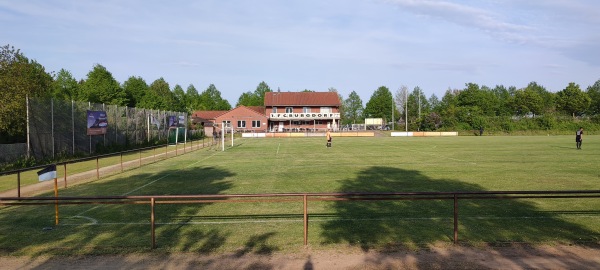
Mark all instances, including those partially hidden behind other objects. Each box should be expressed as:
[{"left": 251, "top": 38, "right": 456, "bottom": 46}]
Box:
[{"left": 1, "top": 244, "right": 600, "bottom": 270}]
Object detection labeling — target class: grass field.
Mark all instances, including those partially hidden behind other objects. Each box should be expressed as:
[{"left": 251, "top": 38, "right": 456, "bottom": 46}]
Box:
[{"left": 1, "top": 135, "right": 599, "bottom": 255}]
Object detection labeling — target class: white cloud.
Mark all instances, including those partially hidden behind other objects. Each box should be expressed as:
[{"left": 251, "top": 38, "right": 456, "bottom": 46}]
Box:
[{"left": 384, "top": 0, "right": 533, "bottom": 43}]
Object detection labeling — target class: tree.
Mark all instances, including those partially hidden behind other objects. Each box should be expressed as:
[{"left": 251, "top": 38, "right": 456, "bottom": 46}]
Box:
[
  {"left": 525, "top": 82, "right": 555, "bottom": 113},
  {"left": 394, "top": 85, "right": 409, "bottom": 127},
  {"left": 236, "top": 81, "right": 272, "bottom": 107},
  {"left": 52, "top": 69, "right": 81, "bottom": 101},
  {"left": 172, "top": 84, "right": 187, "bottom": 112},
  {"left": 511, "top": 88, "right": 543, "bottom": 116},
  {"left": 456, "top": 83, "right": 498, "bottom": 116},
  {"left": 556, "top": 82, "right": 591, "bottom": 117},
  {"left": 0, "top": 44, "right": 53, "bottom": 142},
  {"left": 491, "top": 85, "right": 512, "bottom": 116},
  {"left": 122, "top": 76, "right": 148, "bottom": 108},
  {"left": 138, "top": 78, "right": 176, "bottom": 110},
  {"left": 436, "top": 88, "right": 460, "bottom": 128},
  {"left": 329, "top": 87, "right": 344, "bottom": 124},
  {"left": 81, "top": 64, "right": 127, "bottom": 105},
  {"left": 364, "top": 86, "right": 393, "bottom": 122},
  {"left": 586, "top": 79, "right": 600, "bottom": 115},
  {"left": 199, "top": 84, "right": 231, "bottom": 111},
  {"left": 343, "top": 90, "right": 363, "bottom": 124},
  {"left": 185, "top": 84, "right": 201, "bottom": 111}
]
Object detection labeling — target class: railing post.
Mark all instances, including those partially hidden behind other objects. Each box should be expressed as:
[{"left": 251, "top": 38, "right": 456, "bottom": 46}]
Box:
[
  {"left": 17, "top": 171, "right": 21, "bottom": 198},
  {"left": 151, "top": 197, "right": 156, "bottom": 249},
  {"left": 96, "top": 157, "right": 100, "bottom": 180},
  {"left": 453, "top": 194, "right": 458, "bottom": 244},
  {"left": 304, "top": 194, "right": 308, "bottom": 246},
  {"left": 139, "top": 149, "right": 142, "bottom": 167},
  {"left": 63, "top": 163, "right": 68, "bottom": 188}
]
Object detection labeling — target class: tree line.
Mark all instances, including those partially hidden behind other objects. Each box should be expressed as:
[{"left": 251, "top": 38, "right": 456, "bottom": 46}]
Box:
[{"left": 2, "top": 44, "right": 599, "bottom": 143}]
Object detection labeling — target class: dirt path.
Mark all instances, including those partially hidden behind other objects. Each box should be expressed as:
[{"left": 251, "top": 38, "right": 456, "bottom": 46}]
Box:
[{"left": 2, "top": 244, "right": 600, "bottom": 269}]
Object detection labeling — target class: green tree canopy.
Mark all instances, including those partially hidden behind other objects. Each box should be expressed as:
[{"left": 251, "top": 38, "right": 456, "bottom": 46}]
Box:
[
  {"left": 0, "top": 44, "right": 53, "bottom": 142},
  {"left": 556, "top": 82, "right": 591, "bottom": 117},
  {"left": 364, "top": 86, "right": 393, "bottom": 122},
  {"left": 172, "top": 84, "right": 186, "bottom": 112},
  {"left": 343, "top": 90, "right": 364, "bottom": 125},
  {"left": 511, "top": 88, "right": 543, "bottom": 116},
  {"left": 199, "top": 84, "right": 231, "bottom": 111},
  {"left": 185, "top": 84, "right": 201, "bottom": 111},
  {"left": 236, "top": 81, "right": 272, "bottom": 107},
  {"left": 138, "top": 78, "right": 176, "bottom": 110},
  {"left": 81, "top": 64, "right": 127, "bottom": 106},
  {"left": 586, "top": 79, "right": 600, "bottom": 115},
  {"left": 122, "top": 76, "right": 148, "bottom": 108},
  {"left": 52, "top": 69, "right": 81, "bottom": 101}
]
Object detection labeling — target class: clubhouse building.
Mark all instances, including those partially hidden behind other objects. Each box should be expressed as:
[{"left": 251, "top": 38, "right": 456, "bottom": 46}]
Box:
[{"left": 192, "top": 91, "right": 342, "bottom": 134}]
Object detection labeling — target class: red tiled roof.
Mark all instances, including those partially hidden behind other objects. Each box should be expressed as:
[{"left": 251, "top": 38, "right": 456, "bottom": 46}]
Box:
[
  {"left": 191, "top": 110, "right": 227, "bottom": 120},
  {"left": 246, "top": 106, "right": 266, "bottom": 115},
  {"left": 264, "top": 92, "right": 341, "bottom": 106}
]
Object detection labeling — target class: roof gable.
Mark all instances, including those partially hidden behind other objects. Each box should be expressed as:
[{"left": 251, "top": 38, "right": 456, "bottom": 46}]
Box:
[
  {"left": 191, "top": 110, "right": 228, "bottom": 120},
  {"left": 216, "top": 106, "right": 268, "bottom": 119},
  {"left": 264, "top": 92, "right": 341, "bottom": 106}
]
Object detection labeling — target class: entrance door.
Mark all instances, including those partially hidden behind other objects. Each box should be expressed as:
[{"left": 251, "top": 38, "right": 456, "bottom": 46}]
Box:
[{"left": 278, "top": 122, "right": 284, "bottom": 132}]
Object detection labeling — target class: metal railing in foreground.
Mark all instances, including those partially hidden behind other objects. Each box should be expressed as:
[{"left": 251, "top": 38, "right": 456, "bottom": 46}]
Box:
[{"left": 1, "top": 190, "right": 600, "bottom": 249}]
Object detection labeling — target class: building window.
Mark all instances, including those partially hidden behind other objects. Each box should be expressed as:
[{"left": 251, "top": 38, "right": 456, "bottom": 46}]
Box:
[
  {"left": 315, "top": 120, "right": 323, "bottom": 125},
  {"left": 320, "top": 107, "right": 331, "bottom": 113},
  {"left": 223, "top": 120, "right": 231, "bottom": 128},
  {"left": 303, "top": 107, "right": 311, "bottom": 113},
  {"left": 272, "top": 107, "right": 277, "bottom": 113},
  {"left": 252, "top": 120, "right": 260, "bottom": 128},
  {"left": 237, "top": 120, "right": 246, "bottom": 128},
  {"left": 286, "top": 107, "right": 293, "bottom": 113}
]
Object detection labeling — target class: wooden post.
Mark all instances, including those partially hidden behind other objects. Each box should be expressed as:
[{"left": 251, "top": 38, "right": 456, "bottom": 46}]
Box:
[
  {"left": 63, "top": 163, "right": 67, "bottom": 188},
  {"left": 54, "top": 177, "right": 59, "bottom": 225},
  {"left": 17, "top": 171, "right": 21, "bottom": 198},
  {"left": 303, "top": 194, "right": 308, "bottom": 246},
  {"left": 453, "top": 194, "right": 458, "bottom": 244},
  {"left": 151, "top": 197, "right": 156, "bottom": 249}
]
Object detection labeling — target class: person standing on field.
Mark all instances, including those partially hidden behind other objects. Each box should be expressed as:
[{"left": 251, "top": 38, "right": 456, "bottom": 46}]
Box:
[
  {"left": 576, "top": 127, "right": 584, "bottom": 149},
  {"left": 326, "top": 129, "right": 332, "bottom": 148}
]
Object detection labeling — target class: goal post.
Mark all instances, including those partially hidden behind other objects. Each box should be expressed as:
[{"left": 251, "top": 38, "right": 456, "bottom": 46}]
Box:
[{"left": 221, "top": 121, "right": 234, "bottom": 151}]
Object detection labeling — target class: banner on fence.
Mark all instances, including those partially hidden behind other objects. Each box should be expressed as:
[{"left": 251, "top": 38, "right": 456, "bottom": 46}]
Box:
[
  {"left": 150, "top": 114, "right": 161, "bottom": 129},
  {"left": 168, "top": 116, "right": 179, "bottom": 128},
  {"left": 87, "top": 110, "right": 108, "bottom": 135}
]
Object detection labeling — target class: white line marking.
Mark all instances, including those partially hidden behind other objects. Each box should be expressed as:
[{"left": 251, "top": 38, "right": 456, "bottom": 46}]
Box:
[
  {"left": 69, "top": 215, "right": 99, "bottom": 224},
  {"left": 276, "top": 143, "right": 281, "bottom": 155}
]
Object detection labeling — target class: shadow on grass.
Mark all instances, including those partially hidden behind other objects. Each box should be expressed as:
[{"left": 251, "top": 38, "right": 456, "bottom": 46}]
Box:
[
  {"left": 320, "top": 166, "right": 600, "bottom": 252},
  {"left": 0, "top": 166, "right": 236, "bottom": 256}
]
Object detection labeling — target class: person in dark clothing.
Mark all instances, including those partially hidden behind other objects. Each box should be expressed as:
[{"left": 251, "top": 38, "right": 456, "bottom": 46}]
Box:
[{"left": 576, "top": 127, "right": 584, "bottom": 149}]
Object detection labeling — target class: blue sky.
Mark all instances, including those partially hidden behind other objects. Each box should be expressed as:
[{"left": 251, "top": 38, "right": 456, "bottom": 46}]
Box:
[{"left": 2, "top": 0, "right": 599, "bottom": 106}]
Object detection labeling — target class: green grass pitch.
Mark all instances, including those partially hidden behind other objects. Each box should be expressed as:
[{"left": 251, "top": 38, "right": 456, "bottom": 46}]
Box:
[{"left": 1, "top": 135, "right": 599, "bottom": 255}]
